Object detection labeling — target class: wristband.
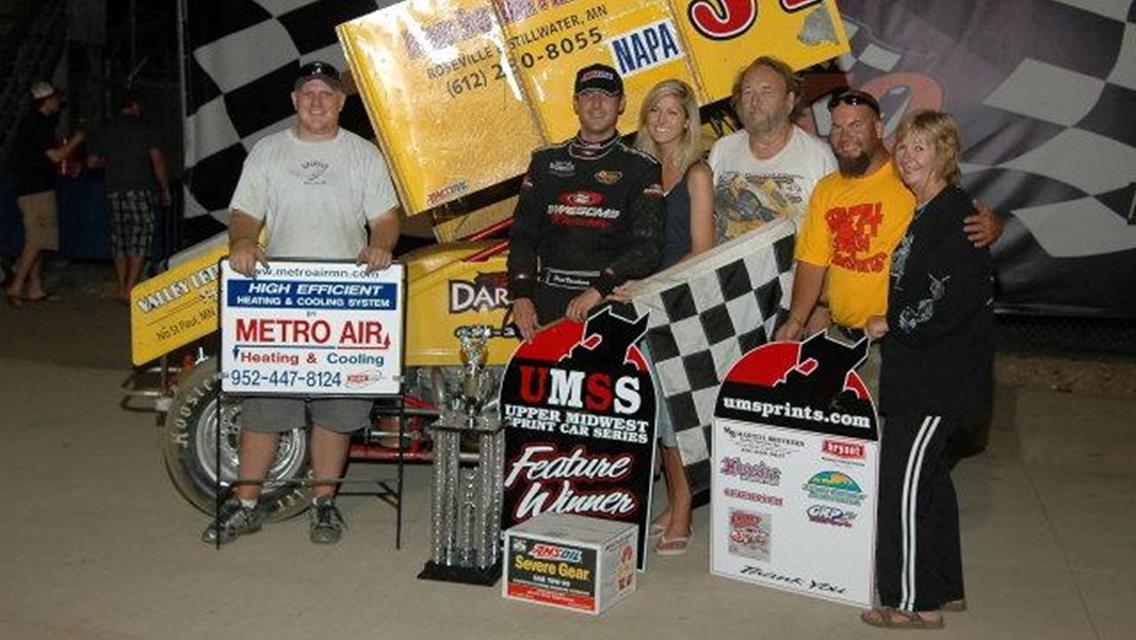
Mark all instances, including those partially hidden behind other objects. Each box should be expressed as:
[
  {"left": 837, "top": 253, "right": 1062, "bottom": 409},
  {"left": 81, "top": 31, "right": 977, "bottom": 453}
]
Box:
[{"left": 510, "top": 273, "right": 534, "bottom": 300}]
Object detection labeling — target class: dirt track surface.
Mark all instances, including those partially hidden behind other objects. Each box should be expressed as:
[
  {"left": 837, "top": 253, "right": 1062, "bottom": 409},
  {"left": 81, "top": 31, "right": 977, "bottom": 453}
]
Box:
[
  {"left": 996, "top": 354, "right": 1136, "bottom": 398},
  {"left": 0, "top": 262, "right": 132, "bottom": 370}
]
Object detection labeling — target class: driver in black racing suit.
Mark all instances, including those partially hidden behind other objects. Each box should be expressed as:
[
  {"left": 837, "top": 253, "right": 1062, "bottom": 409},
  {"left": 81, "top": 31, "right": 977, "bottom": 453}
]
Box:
[{"left": 509, "top": 63, "right": 664, "bottom": 340}]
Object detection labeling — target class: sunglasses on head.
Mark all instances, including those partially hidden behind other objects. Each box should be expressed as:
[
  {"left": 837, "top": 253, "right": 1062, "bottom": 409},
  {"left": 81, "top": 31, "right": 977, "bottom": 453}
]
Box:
[{"left": 827, "top": 87, "right": 880, "bottom": 115}]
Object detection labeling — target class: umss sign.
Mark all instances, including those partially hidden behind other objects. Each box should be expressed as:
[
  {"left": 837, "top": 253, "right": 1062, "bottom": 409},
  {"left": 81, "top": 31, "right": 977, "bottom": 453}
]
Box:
[
  {"left": 500, "top": 307, "right": 657, "bottom": 570},
  {"left": 517, "top": 366, "right": 643, "bottom": 415}
]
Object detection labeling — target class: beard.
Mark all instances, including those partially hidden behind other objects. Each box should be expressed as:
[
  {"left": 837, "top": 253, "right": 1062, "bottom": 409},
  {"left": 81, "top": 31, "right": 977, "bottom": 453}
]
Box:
[
  {"left": 740, "top": 106, "right": 788, "bottom": 136},
  {"left": 837, "top": 150, "right": 872, "bottom": 177}
]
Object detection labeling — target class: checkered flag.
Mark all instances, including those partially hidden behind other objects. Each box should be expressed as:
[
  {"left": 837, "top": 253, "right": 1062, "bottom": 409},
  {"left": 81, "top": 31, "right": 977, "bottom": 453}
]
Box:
[
  {"left": 181, "top": 0, "right": 389, "bottom": 219},
  {"left": 630, "top": 219, "right": 796, "bottom": 491}
]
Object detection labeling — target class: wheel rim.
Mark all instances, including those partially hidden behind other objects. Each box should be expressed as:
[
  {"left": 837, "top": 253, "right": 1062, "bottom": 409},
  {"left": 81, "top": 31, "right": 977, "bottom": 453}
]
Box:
[{"left": 192, "top": 396, "right": 307, "bottom": 490}]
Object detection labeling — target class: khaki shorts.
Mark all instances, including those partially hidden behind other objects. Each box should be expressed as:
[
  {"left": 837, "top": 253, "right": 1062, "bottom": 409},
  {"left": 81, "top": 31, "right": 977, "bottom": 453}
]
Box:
[
  {"left": 241, "top": 397, "right": 373, "bottom": 433},
  {"left": 17, "top": 191, "right": 59, "bottom": 251}
]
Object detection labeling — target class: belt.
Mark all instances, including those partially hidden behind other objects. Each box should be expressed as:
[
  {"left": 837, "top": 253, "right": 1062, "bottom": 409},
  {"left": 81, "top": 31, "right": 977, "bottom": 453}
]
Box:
[
  {"left": 832, "top": 324, "right": 866, "bottom": 342},
  {"left": 540, "top": 267, "right": 599, "bottom": 291}
]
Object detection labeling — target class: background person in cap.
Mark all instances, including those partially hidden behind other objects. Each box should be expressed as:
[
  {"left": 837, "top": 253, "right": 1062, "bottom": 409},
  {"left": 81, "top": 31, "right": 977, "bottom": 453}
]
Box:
[
  {"left": 203, "top": 60, "right": 402, "bottom": 546},
  {"left": 5, "top": 81, "right": 86, "bottom": 306},
  {"left": 88, "top": 93, "right": 173, "bottom": 302},
  {"left": 508, "top": 62, "right": 664, "bottom": 338}
]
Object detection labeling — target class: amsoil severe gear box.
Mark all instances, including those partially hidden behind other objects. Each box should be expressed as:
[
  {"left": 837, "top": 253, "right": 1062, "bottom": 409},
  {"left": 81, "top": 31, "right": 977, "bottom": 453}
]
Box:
[{"left": 503, "top": 513, "right": 637, "bottom": 615}]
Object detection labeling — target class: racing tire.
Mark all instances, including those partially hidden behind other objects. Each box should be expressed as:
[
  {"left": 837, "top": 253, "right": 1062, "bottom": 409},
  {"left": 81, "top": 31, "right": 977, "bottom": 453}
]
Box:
[{"left": 162, "top": 358, "right": 311, "bottom": 521}]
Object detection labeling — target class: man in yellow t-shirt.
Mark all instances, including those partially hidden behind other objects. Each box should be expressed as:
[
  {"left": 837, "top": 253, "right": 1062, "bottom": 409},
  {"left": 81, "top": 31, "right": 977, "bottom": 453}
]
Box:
[
  {"left": 774, "top": 88, "right": 1001, "bottom": 394},
  {"left": 795, "top": 155, "right": 914, "bottom": 330}
]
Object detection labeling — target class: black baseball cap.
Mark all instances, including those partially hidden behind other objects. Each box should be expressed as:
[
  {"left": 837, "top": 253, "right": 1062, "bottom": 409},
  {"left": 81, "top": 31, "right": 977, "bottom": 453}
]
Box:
[
  {"left": 574, "top": 63, "right": 623, "bottom": 96},
  {"left": 294, "top": 61, "right": 342, "bottom": 92}
]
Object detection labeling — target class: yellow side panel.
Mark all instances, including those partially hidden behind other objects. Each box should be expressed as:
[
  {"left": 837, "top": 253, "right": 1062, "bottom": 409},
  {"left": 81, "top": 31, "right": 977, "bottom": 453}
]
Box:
[
  {"left": 671, "top": 0, "right": 850, "bottom": 103},
  {"left": 432, "top": 195, "right": 517, "bottom": 243},
  {"left": 402, "top": 241, "right": 517, "bottom": 367},
  {"left": 130, "top": 243, "right": 227, "bottom": 365}
]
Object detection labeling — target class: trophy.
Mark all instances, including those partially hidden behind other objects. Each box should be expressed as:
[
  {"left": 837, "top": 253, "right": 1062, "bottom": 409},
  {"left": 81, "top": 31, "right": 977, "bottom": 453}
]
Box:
[{"left": 418, "top": 325, "right": 504, "bottom": 584}]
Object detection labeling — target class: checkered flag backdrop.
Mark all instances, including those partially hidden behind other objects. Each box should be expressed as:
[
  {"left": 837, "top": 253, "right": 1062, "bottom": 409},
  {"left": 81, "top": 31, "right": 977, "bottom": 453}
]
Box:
[
  {"left": 180, "top": 0, "right": 392, "bottom": 220},
  {"left": 630, "top": 218, "right": 796, "bottom": 491},
  {"left": 829, "top": 0, "right": 1136, "bottom": 314}
]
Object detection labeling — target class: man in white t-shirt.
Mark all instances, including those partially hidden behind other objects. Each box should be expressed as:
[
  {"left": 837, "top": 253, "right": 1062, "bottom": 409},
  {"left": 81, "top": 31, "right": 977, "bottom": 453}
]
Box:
[
  {"left": 708, "top": 56, "right": 836, "bottom": 238},
  {"left": 708, "top": 55, "right": 836, "bottom": 330},
  {"left": 203, "top": 61, "right": 401, "bottom": 546}
]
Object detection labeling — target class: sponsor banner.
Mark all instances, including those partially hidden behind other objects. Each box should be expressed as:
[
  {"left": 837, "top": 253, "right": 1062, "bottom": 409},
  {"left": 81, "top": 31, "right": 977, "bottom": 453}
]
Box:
[
  {"left": 500, "top": 305, "right": 656, "bottom": 570},
  {"left": 130, "top": 237, "right": 227, "bottom": 365},
  {"left": 712, "top": 417, "right": 878, "bottom": 607},
  {"left": 710, "top": 333, "right": 879, "bottom": 607},
  {"left": 830, "top": 1, "right": 1136, "bottom": 315},
  {"left": 219, "top": 260, "right": 404, "bottom": 396},
  {"left": 714, "top": 332, "right": 880, "bottom": 437},
  {"left": 338, "top": 0, "right": 545, "bottom": 215}
]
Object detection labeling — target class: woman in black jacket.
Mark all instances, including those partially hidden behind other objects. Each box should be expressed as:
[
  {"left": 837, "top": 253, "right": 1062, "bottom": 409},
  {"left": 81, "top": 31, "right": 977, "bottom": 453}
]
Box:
[{"left": 861, "top": 110, "right": 994, "bottom": 629}]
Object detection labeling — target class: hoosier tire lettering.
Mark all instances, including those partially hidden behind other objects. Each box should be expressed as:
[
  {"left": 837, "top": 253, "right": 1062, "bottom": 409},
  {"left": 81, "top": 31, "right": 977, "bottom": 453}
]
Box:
[{"left": 162, "top": 358, "right": 310, "bottom": 521}]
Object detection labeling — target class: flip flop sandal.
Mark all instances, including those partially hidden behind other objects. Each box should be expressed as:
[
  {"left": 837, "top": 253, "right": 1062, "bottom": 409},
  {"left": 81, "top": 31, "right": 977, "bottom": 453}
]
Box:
[
  {"left": 941, "top": 599, "right": 967, "bottom": 612},
  {"left": 860, "top": 607, "right": 944, "bottom": 630},
  {"left": 648, "top": 519, "right": 668, "bottom": 538},
  {"left": 23, "top": 292, "right": 60, "bottom": 303},
  {"left": 654, "top": 527, "right": 693, "bottom": 556},
  {"left": 5, "top": 294, "right": 23, "bottom": 308}
]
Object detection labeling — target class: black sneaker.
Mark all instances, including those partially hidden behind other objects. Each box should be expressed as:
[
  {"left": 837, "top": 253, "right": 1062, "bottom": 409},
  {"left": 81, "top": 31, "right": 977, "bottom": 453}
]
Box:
[
  {"left": 201, "top": 498, "right": 265, "bottom": 544},
  {"left": 309, "top": 497, "right": 345, "bottom": 544}
]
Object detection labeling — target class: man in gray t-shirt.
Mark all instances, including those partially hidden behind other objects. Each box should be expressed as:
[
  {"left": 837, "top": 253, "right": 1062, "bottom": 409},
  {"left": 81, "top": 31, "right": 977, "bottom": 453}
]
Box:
[{"left": 203, "top": 61, "right": 401, "bottom": 546}]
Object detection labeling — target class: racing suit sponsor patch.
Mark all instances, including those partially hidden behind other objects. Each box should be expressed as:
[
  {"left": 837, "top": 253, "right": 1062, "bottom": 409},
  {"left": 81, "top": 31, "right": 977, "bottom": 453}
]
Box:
[
  {"left": 549, "top": 160, "right": 575, "bottom": 176},
  {"left": 559, "top": 191, "right": 605, "bottom": 206},
  {"left": 594, "top": 170, "right": 622, "bottom": 185}
]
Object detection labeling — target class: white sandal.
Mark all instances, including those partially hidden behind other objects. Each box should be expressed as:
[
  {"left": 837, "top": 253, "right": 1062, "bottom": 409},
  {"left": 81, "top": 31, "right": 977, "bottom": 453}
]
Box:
[{"left": 654, "top": 527, "right": 693, "bottom": 556}]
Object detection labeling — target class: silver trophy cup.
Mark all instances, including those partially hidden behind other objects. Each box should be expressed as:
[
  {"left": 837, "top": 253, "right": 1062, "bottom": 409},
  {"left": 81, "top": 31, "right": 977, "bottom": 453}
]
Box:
[{"left": 419, "top": 326, "right": 504, "bottom": 584}]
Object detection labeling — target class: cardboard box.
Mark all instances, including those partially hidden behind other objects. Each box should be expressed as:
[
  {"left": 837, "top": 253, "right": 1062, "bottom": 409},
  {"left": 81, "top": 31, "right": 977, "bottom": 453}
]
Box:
[{"left": 503, "top": 513, "right": 637, "bottom": 615}]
